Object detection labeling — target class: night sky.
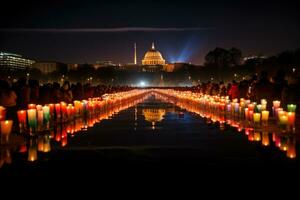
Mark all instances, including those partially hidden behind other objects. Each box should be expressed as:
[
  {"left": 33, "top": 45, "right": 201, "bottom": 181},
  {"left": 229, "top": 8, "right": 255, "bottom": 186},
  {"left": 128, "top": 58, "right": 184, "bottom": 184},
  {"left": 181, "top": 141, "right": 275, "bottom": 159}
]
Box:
[{"left": 0, "top": 0, "right": 299, "bottom": 65}]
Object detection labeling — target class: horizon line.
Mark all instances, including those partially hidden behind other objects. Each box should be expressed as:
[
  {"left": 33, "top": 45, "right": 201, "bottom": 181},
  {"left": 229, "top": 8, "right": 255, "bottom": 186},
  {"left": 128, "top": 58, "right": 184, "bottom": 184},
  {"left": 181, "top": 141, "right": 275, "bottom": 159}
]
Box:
[{"left": 0, "top": 27, "right": 215, "bottom": 33}]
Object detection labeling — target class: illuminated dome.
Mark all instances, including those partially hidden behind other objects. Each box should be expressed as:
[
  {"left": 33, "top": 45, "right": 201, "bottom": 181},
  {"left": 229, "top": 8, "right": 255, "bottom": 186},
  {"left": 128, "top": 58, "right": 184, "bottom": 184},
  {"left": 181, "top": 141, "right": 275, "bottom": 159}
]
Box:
[
  {"left": 142, "top": 108, "right": 166, "bottom": 123},
  {"left": 142, "top": 108, "right": 166, "bottom": 130},
  {"left": 142, "top": 43, "right": 165, "bottom": 66}
]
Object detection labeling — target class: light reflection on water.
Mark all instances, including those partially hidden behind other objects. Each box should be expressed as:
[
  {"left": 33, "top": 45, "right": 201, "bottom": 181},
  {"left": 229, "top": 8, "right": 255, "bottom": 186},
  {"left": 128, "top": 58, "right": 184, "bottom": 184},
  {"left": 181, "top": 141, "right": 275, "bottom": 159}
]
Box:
[{"left": 0, "top": 92, "right": 298, "bottom": 170}]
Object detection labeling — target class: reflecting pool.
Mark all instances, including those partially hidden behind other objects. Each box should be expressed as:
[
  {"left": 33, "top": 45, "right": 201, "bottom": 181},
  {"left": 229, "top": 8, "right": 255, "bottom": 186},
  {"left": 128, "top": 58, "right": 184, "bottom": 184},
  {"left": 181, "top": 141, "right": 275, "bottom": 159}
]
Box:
[{"left": 0, "top": 93, "right": 298, "bottom": 176}]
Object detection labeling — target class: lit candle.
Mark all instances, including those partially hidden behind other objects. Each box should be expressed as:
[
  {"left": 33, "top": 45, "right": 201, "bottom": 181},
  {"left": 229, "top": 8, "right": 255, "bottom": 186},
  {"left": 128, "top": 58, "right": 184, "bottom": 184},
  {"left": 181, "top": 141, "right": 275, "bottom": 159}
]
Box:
[
  {"left": 37, "top": 109, "right": 43, "bottom": 123},
  {"left": 60, "top": 102, "right": 67, "bottom": 119},
  {"left": 280, "top": 137, "right": 288, "bottom": 151},
  {"left": 27, "top": 109, "right": 37, "bottom": 134},
  {"left": 273, "top": 100, "right": 280, "bottom": 108},
  {"left": 55, "top": 103, "right": 61, "bottom": 119},
  {"left": 244, "top": 108, "right": 249, "bottom": 120},
  {"left": 287, "top": 137, "right": 296, "bottom": 159},
  {"left": 254, "top": 132, "right": 261, "bottom": 141},
  {"left": 226, "top": 104, "right": 231, "bottom": 112},
  {"left": 36, "top": 104, "right": 43, "bottom": 111},
  {"left": 262, "top": 132, "right": 269, "bottom": 146},
  {"left": 234, "top": 103, "right": 239, "bottom": 113},
  {"left": 0, "top": 106, "right": 6, "bottom": 121},
  {"left": 37, "top": 136, "right": 44, "bottom": 152},
  {"left": 261, "top": 110, "right": 269, "bottom": 126},
  {"left": 248, "top": 110, "right": 253, "bottom": 121},
  {"left": 261, "top": 104, "right": 267, "bottom": 111},
  {"left": 0, "top": 120, "right": 13, "bottom": 143},
  {"left": 287, "top": 112, "right": 295, "bottom": 126},
  {"left": 256, "top": 104, "right": 262, "bottom": 113},
  {"left": 248, "top": 103, "right": 254, "bottom": 111},
  {"left": 43, "top": 136, "right": 51, "bottom": 153},
  {"left": 261, "top": 99, "right": 267, "bottom": 105},
  {"left": 253, "top": 113, "right": 261, "bottom": 123},
  {"left": 17, "top": 110, "right": 27, "bottom": 132},
  {"left": 28, "top": 104, "right": 36, "bottom": 109},
  {"left": 28, "top": 139, "right": 37, "bottom": 162},
  {"left": 287, "top": 104, "right": 296, "bottom": 113},
  {"left": 43, "top": 106, "right": 50, "bottom": 122},
  {"left": 48, "top": 104, "right": 54, "bottom": 118},
  {"left": 279, "top": 113, "right": 288, "bottom": 129}
]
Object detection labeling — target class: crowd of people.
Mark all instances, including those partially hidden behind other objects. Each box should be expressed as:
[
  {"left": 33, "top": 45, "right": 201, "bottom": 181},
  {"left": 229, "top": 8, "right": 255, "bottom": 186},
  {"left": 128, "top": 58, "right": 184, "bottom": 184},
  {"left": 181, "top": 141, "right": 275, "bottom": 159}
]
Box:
[
  {"left": 0, "top": 78, "right": 132, "bottom": 120},
  {"left": 1, "top": 70, "right": 299, "bottom": 120},
  {"left": 176, "top": 70, "right": 300, "bottom": 111}
]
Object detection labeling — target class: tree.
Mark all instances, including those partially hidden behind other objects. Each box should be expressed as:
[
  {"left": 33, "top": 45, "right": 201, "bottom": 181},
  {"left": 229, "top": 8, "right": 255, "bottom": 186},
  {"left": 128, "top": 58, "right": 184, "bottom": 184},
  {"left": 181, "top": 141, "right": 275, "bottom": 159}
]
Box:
[{"left": 229, "top": 47, "right": 242, "bottom": 66}]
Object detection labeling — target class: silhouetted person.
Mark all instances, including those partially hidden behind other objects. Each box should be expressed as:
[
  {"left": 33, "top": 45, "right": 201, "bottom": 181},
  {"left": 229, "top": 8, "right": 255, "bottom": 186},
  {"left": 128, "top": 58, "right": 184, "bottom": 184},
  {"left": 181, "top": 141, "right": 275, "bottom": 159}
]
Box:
[{"left": 253, "top": 71, "right": 275, "bottom": 108}]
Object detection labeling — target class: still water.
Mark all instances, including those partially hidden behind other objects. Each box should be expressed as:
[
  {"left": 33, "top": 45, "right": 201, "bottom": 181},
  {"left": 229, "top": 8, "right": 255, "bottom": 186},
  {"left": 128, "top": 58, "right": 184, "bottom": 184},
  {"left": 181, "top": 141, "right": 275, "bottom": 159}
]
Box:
[{"left": 0, "top": 94, "right": 298, "bottom": 176}]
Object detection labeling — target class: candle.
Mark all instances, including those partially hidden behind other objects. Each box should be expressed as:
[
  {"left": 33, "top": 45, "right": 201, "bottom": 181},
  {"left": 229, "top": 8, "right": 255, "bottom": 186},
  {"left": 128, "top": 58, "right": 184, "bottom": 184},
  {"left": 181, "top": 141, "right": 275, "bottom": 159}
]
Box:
[
  {"left": 37, "top": 136, "right": 44, "bottom": 152},
  {"left": 280, "top": 137, "right": 288, "bottom": 151},
  {"left": 28, "top": 103, "right": 36, "bottom": 109},
  {"left": 287, "top": 112, "right": 295, "bottom": 126},
  {"left": 43, "top": 136, "right": 51, "bottom": 153},
  {"left": 0, "top": 106, "right": 6, "bottom": 121},
  {"left": 248, "top": 103, "right": 254, "bottom": 111},
  {"left": 1, "top": 120, "right": 13, "bottom": 143},
  {"left": 17, "top": 110, "right": 27, "bottom": 132},
  {"left": 254, "top": 132, "right": 261, "bottom": 141},
  {"left": 262, "top": 132, "right": 269, "bottom": 146},
  {"left": 43, "top": 106, "right": 50, "bottom": 121},
  {"left": 226, "top": 104, "right": 231, "bottom": 112},
  {"left": 261, "top": 110, "right": 269, "bottom": 126},
  {"left": 37, "top": 109, "right": 43, "bottom": 124},
  {"left": 253, "top": 113, "right": 261, "bottom": 123},
  {"left": 28, "top": 139, "right": 37, "bottom": 162},
  {"left": 256, "top": 104, "right": 262, "bottom": 113},
  {"left": 287, "top": 104, "right": 296, "bottom": 112},
  {"left": 49, "top": 104, "right": 54, "bottom": 118},
  {"left": 273, "top": 100, "right": 280, "bottom": 108},
  {"left": 279, "top": 113, "right": 288, "bottom": 129},
  {"left": 248, "top": 110, "right": 253, "bottom": 121},
  {"left": 61, "top": 102, "right": 67, "bottom": 117},
  {"left": 244, "top": 108, "right": 249, "bottom": 120},
  {"left": 261, "top": 99, "right": 267, "bottom": 105},
  {"left": 55, "top": 103, "right": 61, "bottom": 119},
  {"left": 234, "top": 103, "right": 239, "bottom": 113},
  {"left": 287, "top": 137, "right": 296, "bottom": 159},
  {"left": 27, "top": 109, "right": 37, "bottom": 134},
  {"left": 36, "top": 104, "right": 43, "bottom": 111}
]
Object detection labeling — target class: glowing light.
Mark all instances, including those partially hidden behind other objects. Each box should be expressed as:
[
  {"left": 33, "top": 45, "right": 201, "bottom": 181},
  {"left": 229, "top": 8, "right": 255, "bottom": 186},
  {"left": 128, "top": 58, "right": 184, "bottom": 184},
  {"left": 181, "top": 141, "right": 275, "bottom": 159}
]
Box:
[{"left": 139, "top": 81, "right": 146, "bottom": 87}]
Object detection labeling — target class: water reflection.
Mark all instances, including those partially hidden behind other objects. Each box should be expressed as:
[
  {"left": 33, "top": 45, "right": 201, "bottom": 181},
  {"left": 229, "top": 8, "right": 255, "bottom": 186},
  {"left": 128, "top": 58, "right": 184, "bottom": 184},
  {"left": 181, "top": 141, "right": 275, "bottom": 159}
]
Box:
[
  {"left": 0, "top": 92, "right": 297, "bottom": 170},
  {"left": 153, "top": 93, "right": 297, "bottom": 160},
  {"left": 0, "top": 94, "right": 150, "bottom": 168}
]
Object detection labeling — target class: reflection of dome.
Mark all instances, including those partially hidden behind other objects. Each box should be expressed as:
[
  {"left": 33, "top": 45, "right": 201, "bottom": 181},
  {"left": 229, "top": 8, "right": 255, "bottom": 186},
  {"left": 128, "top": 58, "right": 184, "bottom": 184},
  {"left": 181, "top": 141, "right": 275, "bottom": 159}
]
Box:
[
  {"left": 142, "top": 108, "right": 166, "bottom": 123},
  {"left": 142, "top": 43, "right": 165, "bottom": 66}
]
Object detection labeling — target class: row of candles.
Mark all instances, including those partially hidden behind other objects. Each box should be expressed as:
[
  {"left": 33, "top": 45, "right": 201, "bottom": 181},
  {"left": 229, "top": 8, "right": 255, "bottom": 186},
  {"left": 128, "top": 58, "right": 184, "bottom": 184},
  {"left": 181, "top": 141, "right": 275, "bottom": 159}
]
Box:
[
  {"left": 0, "top": 94, "right": 150, "bottom": 166},
  {"left": 154, "top": 89, "right": 297, "bottom": 132},
  {"left": 154, "top": 92, "right": 297, "bottom": 159},
  {"left": 0, "top": 90, "right": 151, "bottom": 144}
]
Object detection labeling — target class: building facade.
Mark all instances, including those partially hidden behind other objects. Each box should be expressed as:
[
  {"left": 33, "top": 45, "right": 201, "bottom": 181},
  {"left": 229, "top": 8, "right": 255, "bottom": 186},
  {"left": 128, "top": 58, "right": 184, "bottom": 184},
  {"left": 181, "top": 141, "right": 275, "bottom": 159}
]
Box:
[
  {"left": 0, "top": 52, "right": 35, "bottom": 71},
  {"left": 33, "top": 62, "right": 60, "bottom": 74}
]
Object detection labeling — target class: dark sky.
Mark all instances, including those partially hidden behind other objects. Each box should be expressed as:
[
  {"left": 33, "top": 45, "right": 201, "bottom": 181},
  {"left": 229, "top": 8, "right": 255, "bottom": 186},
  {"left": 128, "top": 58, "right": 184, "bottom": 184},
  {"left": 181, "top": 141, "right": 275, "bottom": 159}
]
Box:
[{"left": 0, "top": 0, "right": 299, "bottom": 64}]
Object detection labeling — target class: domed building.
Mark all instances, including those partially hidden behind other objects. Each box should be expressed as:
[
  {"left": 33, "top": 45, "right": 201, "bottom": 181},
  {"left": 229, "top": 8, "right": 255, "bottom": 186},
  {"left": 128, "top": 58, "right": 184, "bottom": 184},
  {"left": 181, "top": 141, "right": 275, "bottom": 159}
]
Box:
[{"left": 142, "top": 43, "right": 166, "bottom": 66}]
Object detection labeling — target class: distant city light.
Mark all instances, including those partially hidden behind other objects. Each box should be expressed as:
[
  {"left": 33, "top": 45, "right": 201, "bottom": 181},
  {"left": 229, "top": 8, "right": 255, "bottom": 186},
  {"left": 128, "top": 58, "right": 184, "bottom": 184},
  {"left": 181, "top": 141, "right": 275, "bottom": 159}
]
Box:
[{"left": 139, "top": 81, "right": 146, "bottom": 87}]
